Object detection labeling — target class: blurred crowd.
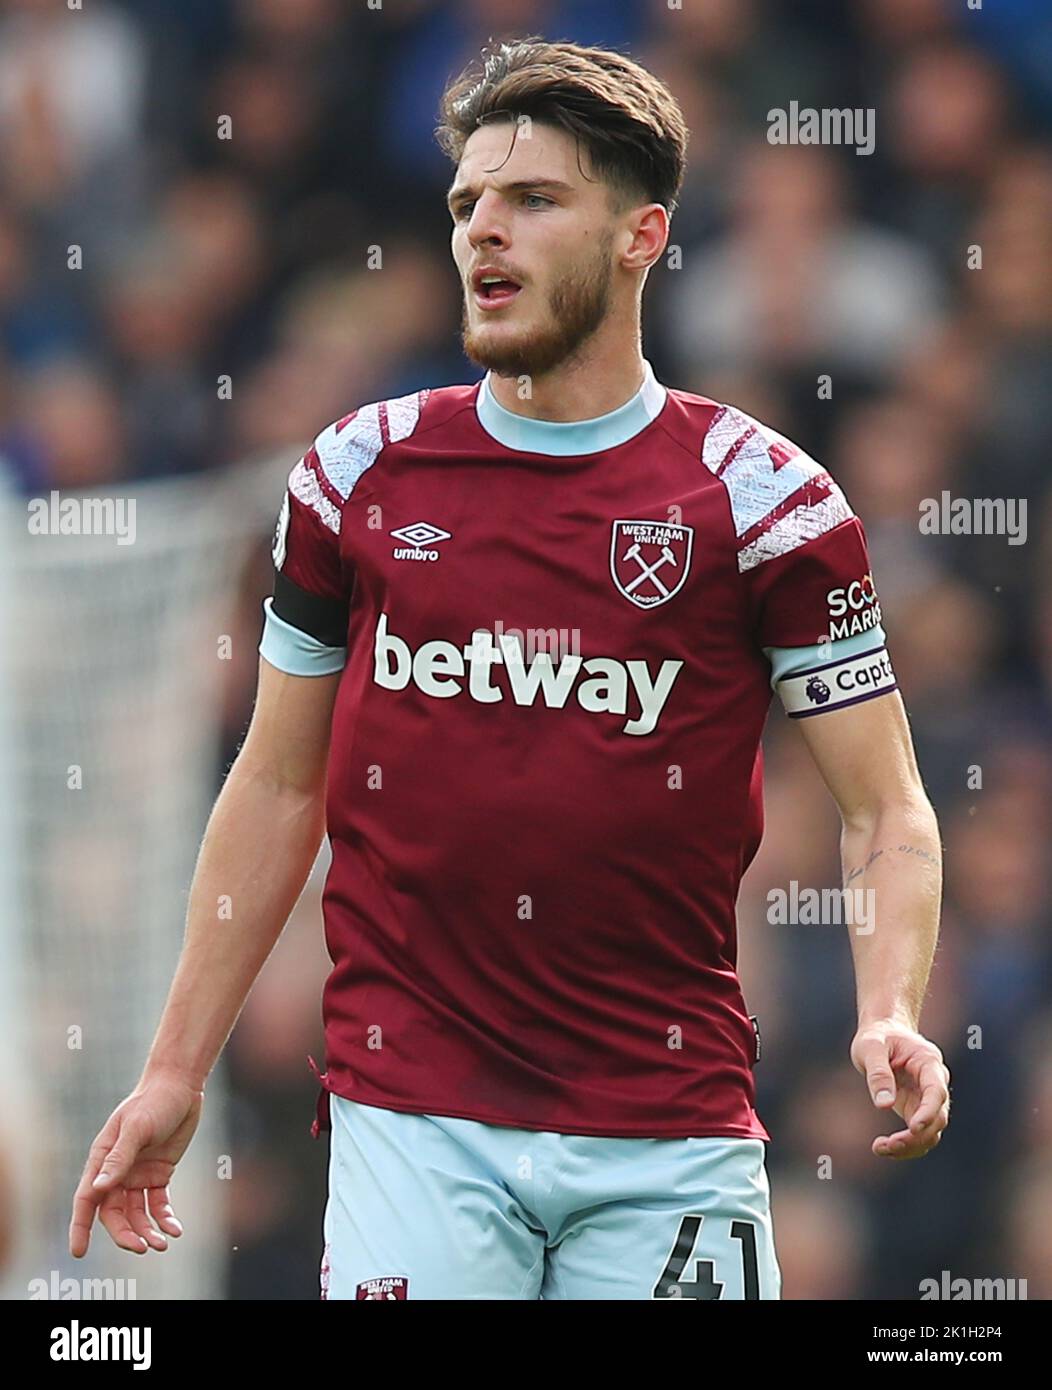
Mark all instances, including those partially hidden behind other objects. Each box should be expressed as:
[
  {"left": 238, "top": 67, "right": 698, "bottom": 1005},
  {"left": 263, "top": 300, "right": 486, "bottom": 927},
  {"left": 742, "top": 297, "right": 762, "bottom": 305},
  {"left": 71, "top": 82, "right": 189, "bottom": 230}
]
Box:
[{"left": 4, "top": 0, "right": 1051, "bottom": 1298}]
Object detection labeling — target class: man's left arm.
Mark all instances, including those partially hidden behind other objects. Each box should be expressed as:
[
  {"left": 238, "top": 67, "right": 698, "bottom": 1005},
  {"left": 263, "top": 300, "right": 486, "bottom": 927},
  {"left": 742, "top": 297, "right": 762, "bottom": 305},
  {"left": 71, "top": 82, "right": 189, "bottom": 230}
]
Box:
[
  {"left": 795, "top": 689, "right": 950, "bottom": 1160},
  {"left": 712, "top": 406, "right": 952, "bottom": 1158}
]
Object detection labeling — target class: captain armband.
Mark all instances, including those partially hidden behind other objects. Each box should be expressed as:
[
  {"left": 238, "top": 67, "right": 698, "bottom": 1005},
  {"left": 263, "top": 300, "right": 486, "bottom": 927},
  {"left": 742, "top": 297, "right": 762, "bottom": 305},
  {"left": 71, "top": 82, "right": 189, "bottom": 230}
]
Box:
[{"left": 764, "top": 624, "right": 897, "bottom": 719}]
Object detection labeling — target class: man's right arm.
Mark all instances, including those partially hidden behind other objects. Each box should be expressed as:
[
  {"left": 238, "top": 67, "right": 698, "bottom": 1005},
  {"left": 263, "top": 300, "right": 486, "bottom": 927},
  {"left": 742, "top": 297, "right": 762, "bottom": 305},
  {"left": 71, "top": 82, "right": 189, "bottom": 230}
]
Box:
[
  {"left": 69, "top": 656, "right": 340, "bottom": 1257},
  {"left": 72, "top": 417, "right": 359, "bottom": 1256},
  {"left": 141, "top": 655, "right": 340, "bottom": 1092}
]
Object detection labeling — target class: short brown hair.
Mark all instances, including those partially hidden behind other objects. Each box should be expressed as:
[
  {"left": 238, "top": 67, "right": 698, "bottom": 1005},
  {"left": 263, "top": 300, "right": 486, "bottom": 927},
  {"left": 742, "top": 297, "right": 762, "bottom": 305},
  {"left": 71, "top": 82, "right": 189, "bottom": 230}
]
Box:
[{"left": 436, "top": 37, "right": 689, "bottom": 217}]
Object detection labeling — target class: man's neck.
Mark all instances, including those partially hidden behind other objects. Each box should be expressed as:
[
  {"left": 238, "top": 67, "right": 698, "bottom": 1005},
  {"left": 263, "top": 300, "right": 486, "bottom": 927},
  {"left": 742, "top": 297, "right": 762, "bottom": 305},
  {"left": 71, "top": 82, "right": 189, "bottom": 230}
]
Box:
[{"left": 485, "top": 349, "right": 649, "bottom": 422}]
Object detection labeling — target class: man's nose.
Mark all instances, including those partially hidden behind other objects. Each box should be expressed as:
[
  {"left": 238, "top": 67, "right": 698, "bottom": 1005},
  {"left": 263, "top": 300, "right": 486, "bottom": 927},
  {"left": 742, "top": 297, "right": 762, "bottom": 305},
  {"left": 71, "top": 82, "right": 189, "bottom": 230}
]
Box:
[{"left": 467, "top": 192, "right": 510, "bottom": 248}]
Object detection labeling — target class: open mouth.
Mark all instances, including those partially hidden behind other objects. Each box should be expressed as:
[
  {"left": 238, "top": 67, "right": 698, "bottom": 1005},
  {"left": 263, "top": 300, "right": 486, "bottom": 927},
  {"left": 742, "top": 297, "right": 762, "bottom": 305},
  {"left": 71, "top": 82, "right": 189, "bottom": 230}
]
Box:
[{"left": 473, "top": 273, "right": 522, "bottom": 309}]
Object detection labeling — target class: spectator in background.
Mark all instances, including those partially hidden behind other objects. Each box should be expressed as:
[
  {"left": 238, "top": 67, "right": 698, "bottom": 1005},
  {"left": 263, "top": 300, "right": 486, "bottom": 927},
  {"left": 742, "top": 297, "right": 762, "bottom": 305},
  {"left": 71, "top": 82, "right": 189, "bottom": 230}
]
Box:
[
  {"left": 671, "top": 142, "right": 943, "bottom": 386},
  {"left": 0, "top": 0, "right": 150, "bottom": 245}
]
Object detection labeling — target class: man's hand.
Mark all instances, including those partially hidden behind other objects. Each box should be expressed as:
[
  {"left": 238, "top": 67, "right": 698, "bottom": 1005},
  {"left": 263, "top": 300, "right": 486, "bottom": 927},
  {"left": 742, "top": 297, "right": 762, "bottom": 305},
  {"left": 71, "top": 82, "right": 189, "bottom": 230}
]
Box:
[
  {"left": 69, "top": 1071, "right": 203, "bottom": 1257},
  {"left": 851, "top": 1019, "right": 950, "bottom": 1160}
]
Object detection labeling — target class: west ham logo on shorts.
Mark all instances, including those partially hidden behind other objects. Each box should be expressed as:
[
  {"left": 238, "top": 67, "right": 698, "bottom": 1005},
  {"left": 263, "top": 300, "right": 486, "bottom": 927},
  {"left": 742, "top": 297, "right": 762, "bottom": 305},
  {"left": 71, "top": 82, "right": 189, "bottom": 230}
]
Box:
[
  {"left": 356, "top": 1275, "right": 409, "bottom": 1300},
  {"left": 610, "top": 519, "right": 694, "bottom": 609}
]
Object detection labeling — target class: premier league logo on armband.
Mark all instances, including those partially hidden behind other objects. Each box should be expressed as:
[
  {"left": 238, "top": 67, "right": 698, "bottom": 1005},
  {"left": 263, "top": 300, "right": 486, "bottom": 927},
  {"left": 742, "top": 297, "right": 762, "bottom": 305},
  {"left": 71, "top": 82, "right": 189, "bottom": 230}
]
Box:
[
  {"left": 805, "top": 675, "right": 831, "bottom": 706},
  {"left": 610, "top": 519, "right": 694, "bottom": 610}
]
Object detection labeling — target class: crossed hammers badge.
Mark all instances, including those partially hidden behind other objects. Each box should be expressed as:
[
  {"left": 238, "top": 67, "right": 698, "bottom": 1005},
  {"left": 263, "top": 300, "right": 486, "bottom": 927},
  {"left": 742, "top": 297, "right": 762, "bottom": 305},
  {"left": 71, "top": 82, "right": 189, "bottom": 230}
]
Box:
[{"left": 610, "top": 519, "right": 695, "bottom": 609}]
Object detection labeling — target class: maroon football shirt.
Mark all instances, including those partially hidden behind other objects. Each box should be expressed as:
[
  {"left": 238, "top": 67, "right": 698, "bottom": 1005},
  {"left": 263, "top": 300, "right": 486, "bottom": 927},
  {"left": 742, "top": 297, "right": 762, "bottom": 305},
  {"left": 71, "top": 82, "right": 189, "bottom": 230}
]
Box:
[{"left": 266, "top": 362, "right": 885, "bottom": 1138}]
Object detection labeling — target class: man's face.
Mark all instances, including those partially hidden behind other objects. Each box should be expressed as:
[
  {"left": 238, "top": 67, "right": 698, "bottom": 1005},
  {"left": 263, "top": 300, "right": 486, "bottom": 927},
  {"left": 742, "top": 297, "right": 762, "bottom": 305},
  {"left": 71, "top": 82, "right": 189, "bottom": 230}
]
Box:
[{"left": 449, "top": 119, "right": 620, "bottom": 379}]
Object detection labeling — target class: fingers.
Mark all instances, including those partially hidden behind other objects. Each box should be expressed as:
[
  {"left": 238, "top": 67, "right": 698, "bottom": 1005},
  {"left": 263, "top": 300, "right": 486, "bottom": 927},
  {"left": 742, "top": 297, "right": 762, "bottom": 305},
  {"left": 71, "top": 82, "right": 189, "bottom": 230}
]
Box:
[
  {"left": 91, "top": 1118, "right": 145, "bottom": 1194},
  {"left": 70, "top": 1180, "right": 179, "bottom": 1257},
  {"left": 69, "top": 1189, "right": 99, "bottom": 1259},
  {"left": 874, "top": 1061, "right": 950, "bottom": 1159},
  {"left": 70, "top": 1099, "right": 187, "bottom": 1257},
  {"left": 854, "top": 1036, "right": 897, "bottom": 1107},
  {"left": 69, "top": 1126, "right": 119, "bottom": 1258},
  {"left": 855, "top": 1024, "right": 951, "bottom": 1161},
  {"left": 147, "top": 1185, "right": 183, "bottom": 1239},
  {"left": 126, "top": 1187, "right": 169, "bottom": 1252},
  {"left": 77, "top": 1117, "right": 152, "bottom": 1255},
  {"left": 905, "top": 1059, "right": 951, "bottom": 1133},
  {"left": 873, "top": 1125, "right": 943, "bottom": 1160},
  {"left": 98, "top": 1188, "right": 150, "bottom": 1255}
]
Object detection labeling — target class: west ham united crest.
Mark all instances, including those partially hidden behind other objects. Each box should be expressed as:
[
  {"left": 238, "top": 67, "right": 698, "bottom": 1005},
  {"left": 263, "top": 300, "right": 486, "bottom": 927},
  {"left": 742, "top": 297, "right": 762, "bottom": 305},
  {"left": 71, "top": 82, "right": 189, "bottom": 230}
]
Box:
[
  {"left": 356, "top": 1275, "right": 409, "bottom": 1299},
  {"left": 610, "top": 519, "right": 694, "bottom": 609}
]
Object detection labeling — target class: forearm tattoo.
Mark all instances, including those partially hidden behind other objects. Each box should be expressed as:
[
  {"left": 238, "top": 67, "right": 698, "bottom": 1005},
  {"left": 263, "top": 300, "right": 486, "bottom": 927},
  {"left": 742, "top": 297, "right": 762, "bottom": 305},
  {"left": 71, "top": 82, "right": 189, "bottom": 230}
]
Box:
[{"left": 845, "top": 844, "right": 939, "bottom": 884}]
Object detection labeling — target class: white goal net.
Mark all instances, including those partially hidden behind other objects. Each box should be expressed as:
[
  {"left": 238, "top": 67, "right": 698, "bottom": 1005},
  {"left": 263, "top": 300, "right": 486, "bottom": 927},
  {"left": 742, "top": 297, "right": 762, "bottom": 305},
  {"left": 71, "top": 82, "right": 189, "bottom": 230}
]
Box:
[{"left": 0, "top": 453, "right": 291, "bottom": 1300}]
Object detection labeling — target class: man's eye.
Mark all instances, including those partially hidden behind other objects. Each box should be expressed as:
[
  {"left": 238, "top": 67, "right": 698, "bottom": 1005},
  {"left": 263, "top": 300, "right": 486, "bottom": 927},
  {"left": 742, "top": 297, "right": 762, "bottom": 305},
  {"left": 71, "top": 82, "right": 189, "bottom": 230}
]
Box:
[{"left": 453, "top": 194, "right": 550, "bottom": 218}]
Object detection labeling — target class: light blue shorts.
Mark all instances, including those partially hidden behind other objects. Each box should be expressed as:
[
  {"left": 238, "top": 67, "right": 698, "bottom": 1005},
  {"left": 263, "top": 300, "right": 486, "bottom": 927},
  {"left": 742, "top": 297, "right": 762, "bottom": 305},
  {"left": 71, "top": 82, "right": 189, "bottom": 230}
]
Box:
[{"left": 322, "top": 1095, "right": 781, "bottom": 1300}]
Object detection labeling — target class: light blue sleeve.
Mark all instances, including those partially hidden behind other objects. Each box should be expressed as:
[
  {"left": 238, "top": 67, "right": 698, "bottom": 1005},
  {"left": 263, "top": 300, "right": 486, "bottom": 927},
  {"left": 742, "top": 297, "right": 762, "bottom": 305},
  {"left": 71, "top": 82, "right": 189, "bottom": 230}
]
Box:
[
  {"left": 763, "top": 623, "right": 888, "bottom": 687},
  {"left": 258, "top": 597, "right": 346, "bottom": 676}
]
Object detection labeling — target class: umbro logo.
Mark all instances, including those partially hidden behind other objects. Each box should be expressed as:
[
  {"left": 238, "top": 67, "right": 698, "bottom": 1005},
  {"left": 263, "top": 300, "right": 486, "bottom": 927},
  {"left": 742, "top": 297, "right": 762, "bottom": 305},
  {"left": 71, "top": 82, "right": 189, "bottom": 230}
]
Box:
[{"left": 390, "top": 521, "right": 452, "bottom": 561}]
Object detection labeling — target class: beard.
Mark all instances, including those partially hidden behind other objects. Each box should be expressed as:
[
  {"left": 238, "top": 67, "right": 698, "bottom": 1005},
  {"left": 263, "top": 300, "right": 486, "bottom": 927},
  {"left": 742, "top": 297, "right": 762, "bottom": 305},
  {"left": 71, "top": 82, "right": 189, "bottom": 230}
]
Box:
[{"left": 460, "top": 228, "right": 615, "bottom": 379}]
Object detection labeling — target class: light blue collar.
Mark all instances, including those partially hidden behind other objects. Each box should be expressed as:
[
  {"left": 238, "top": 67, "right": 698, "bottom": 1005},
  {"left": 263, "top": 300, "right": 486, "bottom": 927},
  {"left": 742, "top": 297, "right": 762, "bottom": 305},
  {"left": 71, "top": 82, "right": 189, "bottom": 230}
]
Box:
[{"left": 475, "top": 359, "right": 667, "bottom": 455}]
